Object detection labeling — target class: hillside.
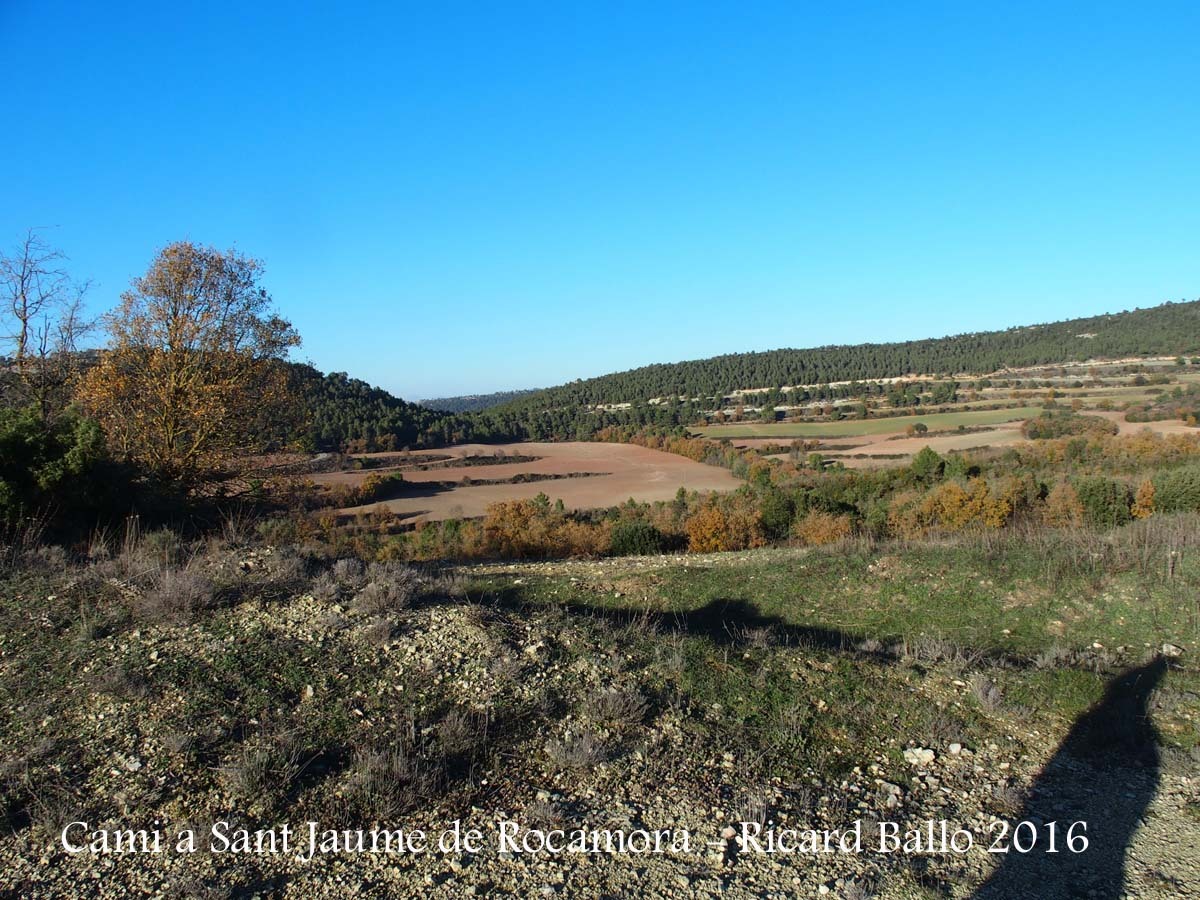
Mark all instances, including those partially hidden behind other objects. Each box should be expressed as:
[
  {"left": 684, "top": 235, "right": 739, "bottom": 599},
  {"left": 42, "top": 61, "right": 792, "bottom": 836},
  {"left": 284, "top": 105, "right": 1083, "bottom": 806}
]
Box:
[
  {"left": 274, "top": 301, "right": 1200, "bottom": 451},
  {"left": 2, "top": 528, "right": 1196, "bottom": 897},
  {"left": 289, "top": 364, "right": 458, "bottom": 451},
  {"left": 419, "top": 388, "right": 542, "bottom": 413},
  {"left": 489, "top": 300, "right": 1200, "bottom": 411}
]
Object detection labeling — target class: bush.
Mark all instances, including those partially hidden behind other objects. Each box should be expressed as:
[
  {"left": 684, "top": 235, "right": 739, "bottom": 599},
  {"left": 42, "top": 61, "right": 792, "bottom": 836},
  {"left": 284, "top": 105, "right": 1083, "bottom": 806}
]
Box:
[
  {"left": 609, "top": 521, "right": 665, "bottom": 557},
  {"left": 351, "top": 472, "right": 406, "bottom": 505},
  {"left": 353, "top": 562, "right": 420, "bottom": 613},
  {"left": 757, "top": 487, "right": 795, "bottom": 540},
  {"left": 792, "top": 510, "right": 853, "bottom": 545},
  {"left": 685, "top": 499, "right": 764, "bottom": 553},
  {"left": 137, "top": 565, "right": 217, "bottom": 621},
  {"left": 910, "top": 447, "right": 943, "bottom": 482},
  {"left": 0, "top": 406, "right": 125, "bottom": 533},
  {"left": 479, "top": 499, "right": 610, "bottom": 559},
  {"left": 1151, "top": 466, "right": 1200, "bottom": 513},
  {"left": 1072, "top": 476, "right": 1132, "bottom": 527},
  {"left": 1042, "top": 482, "right": 1084, "bottom": 527},
  {"left": 546, "top": 732, "right": 606, "bottom": 772},
  {"left": 1021, "top": 410, "right": 1118, "bottom": 440}
]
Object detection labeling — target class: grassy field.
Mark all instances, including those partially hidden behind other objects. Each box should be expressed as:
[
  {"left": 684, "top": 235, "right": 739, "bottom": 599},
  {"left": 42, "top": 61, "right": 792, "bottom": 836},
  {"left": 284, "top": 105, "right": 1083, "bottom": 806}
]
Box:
[{"left": 694, "top": 406, "right": 1042, "bottom": 438}]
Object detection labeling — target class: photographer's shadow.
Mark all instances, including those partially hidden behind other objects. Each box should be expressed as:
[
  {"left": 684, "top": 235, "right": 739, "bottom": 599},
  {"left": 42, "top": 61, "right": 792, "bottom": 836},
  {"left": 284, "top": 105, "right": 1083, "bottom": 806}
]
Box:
[{"left": 973, "top": 657, "right": 1167, "bottom": 899}]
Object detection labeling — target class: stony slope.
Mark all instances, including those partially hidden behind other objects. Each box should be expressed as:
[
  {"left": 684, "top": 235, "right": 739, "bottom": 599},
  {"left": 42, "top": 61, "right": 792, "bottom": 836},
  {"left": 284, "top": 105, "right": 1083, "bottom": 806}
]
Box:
[{"left": 0, "top": 537, "right": 1196, "bottom": 898}]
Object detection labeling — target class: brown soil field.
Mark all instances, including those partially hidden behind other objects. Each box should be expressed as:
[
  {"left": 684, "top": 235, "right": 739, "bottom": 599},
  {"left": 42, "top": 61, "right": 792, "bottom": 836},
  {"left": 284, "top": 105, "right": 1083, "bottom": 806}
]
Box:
[{"left": 318, "top": 442, "right": 740, "bottom": 522}]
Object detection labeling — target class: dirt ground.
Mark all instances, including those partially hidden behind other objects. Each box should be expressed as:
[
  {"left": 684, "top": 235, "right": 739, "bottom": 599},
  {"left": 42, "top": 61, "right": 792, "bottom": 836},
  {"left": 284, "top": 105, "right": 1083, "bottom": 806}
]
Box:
[
  {"left": 318, "top": 442, "right": 740, "bottom": 522},
  {"left": 1089, "top": 409, "right": 1198, "bottom": 437}
]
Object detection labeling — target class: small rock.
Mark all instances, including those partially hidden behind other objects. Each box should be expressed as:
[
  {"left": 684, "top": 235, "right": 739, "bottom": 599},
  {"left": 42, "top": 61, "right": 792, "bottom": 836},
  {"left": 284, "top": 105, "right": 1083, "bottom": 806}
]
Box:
[
  {"left": 878, "top": 782, "right": 902, "bottom": 809},
  {"left": 903, "top": 747, "right": 935, "bottom": 767},
  {"left": 1162, "top": 643, "right": 1184, "bottom": 658}
]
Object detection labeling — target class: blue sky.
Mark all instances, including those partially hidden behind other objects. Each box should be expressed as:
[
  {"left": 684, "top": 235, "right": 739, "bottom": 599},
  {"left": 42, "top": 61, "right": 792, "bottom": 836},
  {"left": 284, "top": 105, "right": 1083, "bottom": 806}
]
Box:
[{"left": 2, "top": 2, "right": 1197, "bottom": 399}]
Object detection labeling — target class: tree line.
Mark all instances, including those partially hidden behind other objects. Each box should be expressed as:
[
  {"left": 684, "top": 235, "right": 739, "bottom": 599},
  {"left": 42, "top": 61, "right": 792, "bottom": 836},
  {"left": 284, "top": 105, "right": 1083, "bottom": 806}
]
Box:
[
  {"left": 476, "top": 299, "right": 1200, "bottom": 411},
  {"left": 418, "top": 388, "right": 542, "bottom": 414}
]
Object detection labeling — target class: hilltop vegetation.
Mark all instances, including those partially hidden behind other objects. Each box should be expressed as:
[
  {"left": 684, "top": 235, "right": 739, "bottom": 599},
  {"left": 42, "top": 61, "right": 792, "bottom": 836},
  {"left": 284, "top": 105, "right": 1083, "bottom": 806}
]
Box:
[
  {"left": 270, "top": 300, "right": 1200, "bottom": 451},
  {"left": 290, "top": 365, "right": 457, "bottom": 452},
  {"left": 441, "top": 300, "right": 1199, "bottom": 442},
  {"left": 224, "top": 301, "right": 1200, "bottom": 452},
  {"left": 418, "top": 388, "right": 542, "bottom": 413},
  {"left": 489, "top": 300, "right": 1200, "bottom": 409}
]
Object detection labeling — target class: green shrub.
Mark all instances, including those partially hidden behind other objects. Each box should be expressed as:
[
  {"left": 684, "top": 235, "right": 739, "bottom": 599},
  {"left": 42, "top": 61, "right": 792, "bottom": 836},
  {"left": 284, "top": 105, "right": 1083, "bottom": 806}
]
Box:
[
  {"left": 0, "top": 405, "right": 119, "bottom": 530},
  {"left": 757, "top": 488, "right": 795, "bottom": 540},
  {"left": 1072, "top": 476, "right": 1132, "bottom": 527},
  {"left": 1021, "top": 410, "right": 1118, "bottom": 440},
  {"left": 910, "top": 447, "right": 944, "bottom": 483},
  {"left": 609, "top": 521, "right": 665, "bottom": 557},
  {"left": 1150, "top": 466, "right": 1200, "bottom": 513}
]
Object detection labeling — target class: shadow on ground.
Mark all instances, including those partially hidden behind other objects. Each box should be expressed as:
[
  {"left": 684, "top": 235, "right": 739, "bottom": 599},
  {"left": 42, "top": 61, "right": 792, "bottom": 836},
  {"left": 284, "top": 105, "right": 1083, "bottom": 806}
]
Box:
[
  {"left": 463, "top": 583, "right": 1171, "bottom": 898},
  {"left": 972, "top": 656, "right": 1167, "bottom": 899}
]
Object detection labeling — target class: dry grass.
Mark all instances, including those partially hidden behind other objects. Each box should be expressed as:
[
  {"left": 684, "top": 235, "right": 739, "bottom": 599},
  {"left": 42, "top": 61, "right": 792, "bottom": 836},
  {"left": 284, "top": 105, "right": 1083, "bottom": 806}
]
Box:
[
  {"left": 220, "top": 728, "right": 306, "bottom": 807},
  {"left": 136, "top": 565, "right": 217, "bottom": 621},
  {"left": 343, "top": 747, "right": 431, "bottom": 821},
  {"left": 546, "top": 732, "right": 606, "bottom": 772},
  {"left": 353, "top": 562, "right": 421, "bottom": 614},
  {"left": 589, "top": 686, "right": 649, "bottom": 729},
  {"left": 970, "top": 673, "right": 1004, "bottom": 711}
]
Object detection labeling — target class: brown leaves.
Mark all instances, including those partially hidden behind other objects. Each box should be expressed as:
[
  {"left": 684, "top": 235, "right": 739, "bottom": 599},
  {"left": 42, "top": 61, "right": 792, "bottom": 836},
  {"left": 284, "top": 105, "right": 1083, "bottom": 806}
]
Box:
[
  {"left": 74, "top": 242, "right": 301, "bottom": 486},
  {"left": 685, "top": 496, "right": 764, "bottom": 553}
]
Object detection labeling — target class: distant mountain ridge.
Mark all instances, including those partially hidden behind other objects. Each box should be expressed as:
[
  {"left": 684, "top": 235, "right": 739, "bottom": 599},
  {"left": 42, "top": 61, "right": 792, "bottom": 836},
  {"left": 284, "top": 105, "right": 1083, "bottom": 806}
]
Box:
[{"left": 419, "top": 388, "right": 542, "bottom": 413}]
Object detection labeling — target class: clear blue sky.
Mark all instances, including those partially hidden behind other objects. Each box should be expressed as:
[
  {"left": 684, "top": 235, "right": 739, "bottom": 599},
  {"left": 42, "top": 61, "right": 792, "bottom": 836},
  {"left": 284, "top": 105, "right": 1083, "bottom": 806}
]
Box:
[{"left": 2, "top": 2, "right": 1197, "bottom": 399}]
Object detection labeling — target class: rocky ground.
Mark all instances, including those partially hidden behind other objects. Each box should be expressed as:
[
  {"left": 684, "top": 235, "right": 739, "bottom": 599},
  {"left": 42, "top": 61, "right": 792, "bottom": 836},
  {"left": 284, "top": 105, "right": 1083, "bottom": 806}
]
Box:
[{"left": 0, "top": 539, "right": 1196, "bottom": 898}]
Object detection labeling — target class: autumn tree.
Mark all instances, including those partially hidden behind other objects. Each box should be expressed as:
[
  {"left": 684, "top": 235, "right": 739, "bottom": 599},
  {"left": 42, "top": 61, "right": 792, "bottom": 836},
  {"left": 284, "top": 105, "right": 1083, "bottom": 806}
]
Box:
[
  {"left": 792, "top": 510, "right": 852, "bottom": 545},
  {"left": 1041, "top": 482, "right": 1084, "bottom": 527},
  {"left": 1131, "top": 479, "right": 1156, "bottom": 519},
  {"left": 76, "top": 242, "right": 300, "bottom": 485},
  {"left": 685, "top": 496, "right": 764, "bottom": 553},
  {"left": 0, "top": 229, "right": 92, "bottom": 421}
]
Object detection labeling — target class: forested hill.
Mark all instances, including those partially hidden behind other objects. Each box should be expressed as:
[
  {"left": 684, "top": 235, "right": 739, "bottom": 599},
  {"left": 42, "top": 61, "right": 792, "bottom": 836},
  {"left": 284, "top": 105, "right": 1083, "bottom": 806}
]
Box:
[
  {"left": 486, "top": 299, "right": 1200, "bottom": 410},
  {"left": 280, "top": 300, "right": 1199, "bottom": 451},
  {"left": 419, "top": 388, "right": 542, "bottom": 413},
  {"left": 289, "top": 364, "right": 459, "bottom": 451}
]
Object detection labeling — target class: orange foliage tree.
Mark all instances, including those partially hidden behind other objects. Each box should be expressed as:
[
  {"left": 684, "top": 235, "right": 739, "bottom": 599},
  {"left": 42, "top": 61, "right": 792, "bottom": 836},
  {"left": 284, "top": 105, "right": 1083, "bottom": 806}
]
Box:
[
  {"left": 1042, "top": 482, "right": 1085, "bottom": 527},
  {"left": 792, "top": 510, "right": 853, "bottom": 545},
  {"left": 685, "top": 496, "right": 764, "bottom": 553},
  {"left": 75, "top": 242, "right": 300, "bottom": 485},
  {"left": 1131, "top": 479, "right": 1156, "bottom": 519}
]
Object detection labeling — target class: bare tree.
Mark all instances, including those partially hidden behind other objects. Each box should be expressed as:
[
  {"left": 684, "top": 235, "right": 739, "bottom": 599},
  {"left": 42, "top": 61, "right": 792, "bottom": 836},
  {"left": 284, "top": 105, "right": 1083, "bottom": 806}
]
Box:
[{"left": 0, "top": 229, "right": 93, "bottom": 420}]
